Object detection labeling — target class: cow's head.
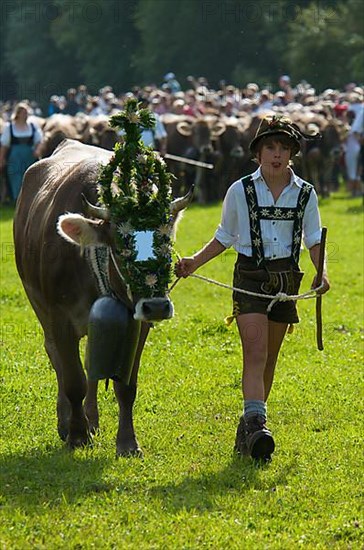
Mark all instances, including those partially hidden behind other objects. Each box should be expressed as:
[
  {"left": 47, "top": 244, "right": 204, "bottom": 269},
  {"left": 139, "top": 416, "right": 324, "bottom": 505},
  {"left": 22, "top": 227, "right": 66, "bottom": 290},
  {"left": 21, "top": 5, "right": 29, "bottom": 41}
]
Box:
[{"left": 57, "top": 186, "right": 193, "bottom": 322}]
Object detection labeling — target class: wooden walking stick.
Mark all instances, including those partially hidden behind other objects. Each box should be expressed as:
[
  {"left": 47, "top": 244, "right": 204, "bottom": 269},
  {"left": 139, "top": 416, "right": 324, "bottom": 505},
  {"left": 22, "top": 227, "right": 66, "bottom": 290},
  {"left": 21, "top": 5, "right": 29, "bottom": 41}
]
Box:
[{"left": 316, "top": 227, "right": 327, "bottom": 351}]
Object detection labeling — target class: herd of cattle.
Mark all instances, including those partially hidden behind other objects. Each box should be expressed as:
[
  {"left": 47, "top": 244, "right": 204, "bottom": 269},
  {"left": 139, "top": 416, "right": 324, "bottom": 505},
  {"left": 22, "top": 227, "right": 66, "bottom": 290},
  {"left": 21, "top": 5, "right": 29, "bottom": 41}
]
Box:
[{"left": 29, "top": 107, "right": 348, "bottom": 200}]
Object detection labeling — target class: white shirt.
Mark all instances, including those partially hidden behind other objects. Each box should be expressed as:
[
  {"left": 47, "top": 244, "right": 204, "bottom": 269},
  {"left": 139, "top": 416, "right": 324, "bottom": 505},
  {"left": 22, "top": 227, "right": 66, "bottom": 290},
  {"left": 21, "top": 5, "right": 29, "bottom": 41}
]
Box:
[
  {"left": 117, "top": 113, "right": 167, "bottom": 148},
  {"left": 351, "top": 104, "right": 364, "bottom": 135},
  {"left": 215, "top": 167, "right": 322, "bottom": 259},
  {"left": 1, "top": 120, "right": 43, "bottom": 148},
  {"left": 141, "top": 114, "right": 167, "bottom": 147}
]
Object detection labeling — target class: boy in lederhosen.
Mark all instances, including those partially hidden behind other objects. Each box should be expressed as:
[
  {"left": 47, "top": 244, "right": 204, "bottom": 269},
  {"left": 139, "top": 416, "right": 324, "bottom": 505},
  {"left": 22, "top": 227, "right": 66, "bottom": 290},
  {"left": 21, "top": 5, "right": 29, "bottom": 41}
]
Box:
[{"left": 175, "top": 115, "right": 330, "bottom": 461}]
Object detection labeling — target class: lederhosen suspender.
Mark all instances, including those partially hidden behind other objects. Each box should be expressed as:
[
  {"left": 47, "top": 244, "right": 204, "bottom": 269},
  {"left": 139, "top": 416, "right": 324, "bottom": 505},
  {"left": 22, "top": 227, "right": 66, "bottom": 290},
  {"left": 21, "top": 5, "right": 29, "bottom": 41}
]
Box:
[
  {"left": 10, "top": 123, "right": 35, "bottom": 146},
  {"left": 242, "top": 175, "right": 313, "bottom": 268}
]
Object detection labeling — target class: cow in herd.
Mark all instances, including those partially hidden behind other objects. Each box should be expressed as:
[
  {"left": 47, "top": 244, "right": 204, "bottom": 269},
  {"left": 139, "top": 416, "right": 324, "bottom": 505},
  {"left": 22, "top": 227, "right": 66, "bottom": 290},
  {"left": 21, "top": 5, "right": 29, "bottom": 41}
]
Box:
[{"left": 30, "top": 108, "right": 347, "bottom": 201}]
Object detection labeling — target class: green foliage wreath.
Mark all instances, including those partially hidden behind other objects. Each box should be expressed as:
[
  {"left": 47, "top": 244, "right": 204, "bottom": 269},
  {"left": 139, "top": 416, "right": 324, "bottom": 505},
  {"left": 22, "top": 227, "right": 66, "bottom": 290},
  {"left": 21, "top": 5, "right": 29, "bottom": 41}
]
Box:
[{"left": 97, "top": 98, "right": 174, "bottom": 299}]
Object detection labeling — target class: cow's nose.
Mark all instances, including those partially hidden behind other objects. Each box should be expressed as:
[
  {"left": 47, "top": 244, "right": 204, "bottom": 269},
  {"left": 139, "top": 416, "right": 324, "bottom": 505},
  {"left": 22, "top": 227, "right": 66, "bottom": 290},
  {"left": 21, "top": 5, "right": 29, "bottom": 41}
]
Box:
[
  {"left": 231, "top": 145, "right": 244, "bottom": 158},
  {"left": 201, "top": 144, "right": 213, "bottom": 154},
  {"left": 139, "top": 298, "right": 173, "bottom": 321}
]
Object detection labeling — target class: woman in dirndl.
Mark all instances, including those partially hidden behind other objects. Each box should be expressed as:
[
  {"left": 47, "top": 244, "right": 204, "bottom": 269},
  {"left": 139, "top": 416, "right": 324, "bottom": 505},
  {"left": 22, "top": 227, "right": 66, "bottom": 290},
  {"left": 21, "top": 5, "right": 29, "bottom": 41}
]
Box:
[{"left": 0, "top": 102, "right": 43, "bottom": 202}]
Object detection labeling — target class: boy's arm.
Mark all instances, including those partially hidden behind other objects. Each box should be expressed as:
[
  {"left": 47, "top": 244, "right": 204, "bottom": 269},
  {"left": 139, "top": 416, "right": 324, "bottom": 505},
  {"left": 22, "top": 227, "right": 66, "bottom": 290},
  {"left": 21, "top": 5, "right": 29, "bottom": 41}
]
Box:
[
  {"left": 175, "top": 238, "right": 226, "bottom": 278},
  {"left": 309, "top": 243, "right": 330, "bottom": 294}
]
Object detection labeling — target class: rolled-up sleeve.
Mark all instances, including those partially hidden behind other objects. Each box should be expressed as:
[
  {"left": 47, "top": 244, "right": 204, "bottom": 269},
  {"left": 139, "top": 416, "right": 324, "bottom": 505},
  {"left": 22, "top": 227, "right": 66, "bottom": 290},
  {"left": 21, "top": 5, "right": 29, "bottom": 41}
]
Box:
[
  {"left": 214, "top": 184, "right": 239, "bottom": 248},
  {"left": 303, "top": 188, "right": 322, "bottom": 249}
]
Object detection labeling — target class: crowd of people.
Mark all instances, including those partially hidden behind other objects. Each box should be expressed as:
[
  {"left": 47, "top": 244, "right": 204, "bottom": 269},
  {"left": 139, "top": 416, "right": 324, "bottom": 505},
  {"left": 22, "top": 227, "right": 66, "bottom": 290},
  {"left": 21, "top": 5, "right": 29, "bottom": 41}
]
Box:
[{"left": 0, "top": 73, "right": 363, "bottom": 203}]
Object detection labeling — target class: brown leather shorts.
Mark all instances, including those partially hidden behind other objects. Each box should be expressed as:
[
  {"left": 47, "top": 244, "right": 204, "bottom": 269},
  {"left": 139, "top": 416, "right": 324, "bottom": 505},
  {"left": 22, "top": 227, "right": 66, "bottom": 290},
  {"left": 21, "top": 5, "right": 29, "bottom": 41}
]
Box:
[{"left": 232, "top": 254, "right": 304, "bottom": 324}]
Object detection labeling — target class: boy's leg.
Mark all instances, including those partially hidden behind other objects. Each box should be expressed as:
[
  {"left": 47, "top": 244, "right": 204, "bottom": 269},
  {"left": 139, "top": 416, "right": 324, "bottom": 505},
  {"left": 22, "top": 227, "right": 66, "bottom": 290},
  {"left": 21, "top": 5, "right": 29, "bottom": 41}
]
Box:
[
  {"left": 235, "top": 313, "right": 274, "bottom": 460},
  {"left": 236, "top": 313, "right": 268, "bottom": 401},
  {"left": 264, "top": 321, "right": 288, "bottom": 401}
]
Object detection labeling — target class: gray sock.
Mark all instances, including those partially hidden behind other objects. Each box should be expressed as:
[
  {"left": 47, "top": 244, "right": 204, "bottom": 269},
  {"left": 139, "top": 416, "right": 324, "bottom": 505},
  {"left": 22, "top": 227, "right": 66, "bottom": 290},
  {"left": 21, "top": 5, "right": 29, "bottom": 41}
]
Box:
[{"left": 244, "top": 400, "right": 267, "bottom": 421}]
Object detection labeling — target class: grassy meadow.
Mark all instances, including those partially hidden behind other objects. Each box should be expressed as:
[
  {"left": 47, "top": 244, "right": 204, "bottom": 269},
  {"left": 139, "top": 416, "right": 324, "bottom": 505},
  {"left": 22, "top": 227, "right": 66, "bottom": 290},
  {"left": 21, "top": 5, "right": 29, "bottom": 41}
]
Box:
[{"left": 0, "top": 194, "right": 363, "bottom": 549}]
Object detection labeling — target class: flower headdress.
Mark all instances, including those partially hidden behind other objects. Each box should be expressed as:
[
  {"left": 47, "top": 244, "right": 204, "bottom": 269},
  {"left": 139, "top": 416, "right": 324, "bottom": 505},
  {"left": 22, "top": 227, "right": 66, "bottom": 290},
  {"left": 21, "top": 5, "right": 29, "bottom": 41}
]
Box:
[{"left": 97, "top": 98, "right": 174, "bottom": 299}]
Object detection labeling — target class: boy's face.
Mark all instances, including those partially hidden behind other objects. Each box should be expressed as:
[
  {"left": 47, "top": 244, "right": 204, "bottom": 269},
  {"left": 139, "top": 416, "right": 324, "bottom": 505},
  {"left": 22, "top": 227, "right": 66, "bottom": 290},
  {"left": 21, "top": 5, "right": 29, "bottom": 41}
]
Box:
[{"left": 257, "top": 139, "right": 291, "bottom": 178}]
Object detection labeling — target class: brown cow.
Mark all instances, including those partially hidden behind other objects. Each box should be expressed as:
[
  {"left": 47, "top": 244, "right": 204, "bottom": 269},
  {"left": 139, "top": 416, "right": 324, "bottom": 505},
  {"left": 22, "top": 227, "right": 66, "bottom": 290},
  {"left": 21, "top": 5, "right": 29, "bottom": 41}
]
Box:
[
  {"left": 162, "top": 114, "right": 225, "bottom": 202},
  {"left": 13, "top": 139, "right": 192, "bottom": 456},
  {"left": 38, "top": 114, "right": 88, "bottom": 158}
]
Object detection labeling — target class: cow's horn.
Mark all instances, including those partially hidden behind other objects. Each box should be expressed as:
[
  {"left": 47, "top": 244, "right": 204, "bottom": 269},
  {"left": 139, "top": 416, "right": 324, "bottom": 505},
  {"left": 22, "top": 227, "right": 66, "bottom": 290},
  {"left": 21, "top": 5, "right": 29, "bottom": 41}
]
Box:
[
  {"left": 170, "top": 185, "right": 194, "bottom": 215},
  {"left": 82, "top": 194, "right": 110, "bottom": 221}
]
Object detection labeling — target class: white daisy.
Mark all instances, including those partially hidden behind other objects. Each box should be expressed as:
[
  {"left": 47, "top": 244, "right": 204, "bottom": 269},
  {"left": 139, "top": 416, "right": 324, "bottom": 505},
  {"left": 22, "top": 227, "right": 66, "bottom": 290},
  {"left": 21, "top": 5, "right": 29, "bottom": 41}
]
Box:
[
  {"left": 145, "top": 274, "right": 158, "bottom": 287},
  {"left": 157, "top": 224, "right": 172, "bottom": 236},
  {"left": 128, "top": 112, "right": 140, "bottom": 124},
  {"left": 111, "top": 181, "right": 121, "bottom": 198},
  {"left": 137, "top": 154, "right": 148, "bottom": 165},
  {"left": 117, "top": 221, "right": 134, "bottom": 236},
  {"left": 157, "top": 243, "right": 172, "bottom": 257}
]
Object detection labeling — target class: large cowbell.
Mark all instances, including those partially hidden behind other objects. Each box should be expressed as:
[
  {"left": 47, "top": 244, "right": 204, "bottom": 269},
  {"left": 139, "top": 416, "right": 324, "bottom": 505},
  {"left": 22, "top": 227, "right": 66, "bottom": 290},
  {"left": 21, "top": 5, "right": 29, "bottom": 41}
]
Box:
[{"left": 87, "top": 296, "right": 141, "bottom": 383}]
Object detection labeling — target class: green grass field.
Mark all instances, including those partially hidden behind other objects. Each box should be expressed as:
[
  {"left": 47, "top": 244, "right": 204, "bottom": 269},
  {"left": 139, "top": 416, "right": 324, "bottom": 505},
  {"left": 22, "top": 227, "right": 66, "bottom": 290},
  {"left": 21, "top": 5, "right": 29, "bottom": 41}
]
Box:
[{"left": 0, "top": 194, "right": 363, "bottom": 549}]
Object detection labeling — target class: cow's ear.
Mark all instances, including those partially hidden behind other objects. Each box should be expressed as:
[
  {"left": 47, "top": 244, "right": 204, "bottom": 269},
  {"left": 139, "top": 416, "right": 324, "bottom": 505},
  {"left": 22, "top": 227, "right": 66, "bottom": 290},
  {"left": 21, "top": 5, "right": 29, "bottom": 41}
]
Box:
[{"left": 57, "top": 214, "right": 104, "bottom": 247}]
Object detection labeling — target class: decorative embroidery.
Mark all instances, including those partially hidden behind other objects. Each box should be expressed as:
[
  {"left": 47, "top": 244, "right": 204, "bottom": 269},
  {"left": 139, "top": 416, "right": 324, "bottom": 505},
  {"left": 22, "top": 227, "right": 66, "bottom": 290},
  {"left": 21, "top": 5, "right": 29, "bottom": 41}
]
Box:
[
  {"left": 241, "top": 175, "right": 313, "bottom": 267},
  {"left": 85, "top": 245, "right": 113, "bottom": 296},
  {"left": 291, "top": 182, "right": 313, "bottom": 265}
]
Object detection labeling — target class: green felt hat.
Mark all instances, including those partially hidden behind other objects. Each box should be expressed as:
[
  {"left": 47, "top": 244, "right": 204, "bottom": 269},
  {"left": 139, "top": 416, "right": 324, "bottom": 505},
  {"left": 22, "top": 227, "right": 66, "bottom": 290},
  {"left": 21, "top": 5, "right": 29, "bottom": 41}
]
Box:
[{"left": 250, "top": 115, "right": 320, "bottom": 156}]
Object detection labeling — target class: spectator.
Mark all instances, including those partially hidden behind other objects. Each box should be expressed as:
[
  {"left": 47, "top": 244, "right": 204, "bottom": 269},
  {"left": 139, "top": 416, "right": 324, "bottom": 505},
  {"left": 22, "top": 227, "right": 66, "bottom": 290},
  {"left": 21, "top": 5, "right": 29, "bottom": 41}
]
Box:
[
  {"left": 88, "top": 97, "right": 104, "bottom": 117},
  {"left": 76, "top": 84, "right": 88, "bottom": 112},
  {"left": 163, "top": 72, "right": 181, "bottom": 94},
  {"left": 139, "top": 97, "right": 167, "bottom": 155},
  {"left": 345, "top": 102, "right": 364, "bottom": 196},
  {"left": 48, "top": 95, "right": 61, "bottom": 116},
  {"left": 0, "top": 102, "right": 43, "bottom": 201},
  {"left": 171, "top": 99, "right": 185, "bottom": 115},
  {"left": 277, "top": 75, "right": 294, "bottom": 104},
  {"left": 63, "top": 88, "right": 80, "bottom": 116},
  {"left": 256, "top": 90, "right": 274, "bottom": 114}
]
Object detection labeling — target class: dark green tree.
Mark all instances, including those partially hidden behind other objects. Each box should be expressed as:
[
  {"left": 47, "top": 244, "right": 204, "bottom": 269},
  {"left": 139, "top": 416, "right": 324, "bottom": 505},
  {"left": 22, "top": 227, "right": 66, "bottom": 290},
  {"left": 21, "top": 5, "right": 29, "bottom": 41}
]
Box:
[
  {"left": 134, "top": 0, "right": 270, "bottom": 87},
  {"left": 4, "top": 1, "right": 80, "bottom": 107},
  {"left": 52, "top": 0, "right": 139, "bottom": 92},
  {"left": 286, "top": 0, "right": 364, "bottom": 89}
]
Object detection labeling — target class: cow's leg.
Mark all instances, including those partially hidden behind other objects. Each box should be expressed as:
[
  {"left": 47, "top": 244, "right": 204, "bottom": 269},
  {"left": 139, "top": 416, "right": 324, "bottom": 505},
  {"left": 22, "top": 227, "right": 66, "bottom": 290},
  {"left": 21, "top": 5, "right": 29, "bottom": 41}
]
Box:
[
  {"left": 51, "top": 315, "right": 91, "bottom": 448},
  {"left": 84, "top": 343, "right": 99, "bottom": 434},
  {"left": 114, "top": 322, "right": 150, "bottom": 457},
  {"left": 44, "top": 337, "right": 71, "bottom": 441},
  {"left": 24, "top": 296, "right": 72, "bottom": 442}
]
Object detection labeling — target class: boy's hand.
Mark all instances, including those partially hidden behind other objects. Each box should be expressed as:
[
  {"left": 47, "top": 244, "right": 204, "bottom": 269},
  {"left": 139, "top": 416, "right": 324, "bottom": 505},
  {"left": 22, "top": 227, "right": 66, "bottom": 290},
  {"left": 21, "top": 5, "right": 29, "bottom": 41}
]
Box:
[
  {"left": 311, "top": 274, "right": 330, "bottom": 294},
  {"left": 175, "top": 257, "right": 197, "bottom": 278}
]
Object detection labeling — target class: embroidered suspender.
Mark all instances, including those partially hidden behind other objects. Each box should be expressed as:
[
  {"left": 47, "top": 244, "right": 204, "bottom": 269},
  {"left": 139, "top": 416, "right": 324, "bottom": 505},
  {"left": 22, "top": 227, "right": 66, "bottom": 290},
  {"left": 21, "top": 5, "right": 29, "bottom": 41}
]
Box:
[{"left": 241, "top": 175, "right": 313, "bottom": 267}]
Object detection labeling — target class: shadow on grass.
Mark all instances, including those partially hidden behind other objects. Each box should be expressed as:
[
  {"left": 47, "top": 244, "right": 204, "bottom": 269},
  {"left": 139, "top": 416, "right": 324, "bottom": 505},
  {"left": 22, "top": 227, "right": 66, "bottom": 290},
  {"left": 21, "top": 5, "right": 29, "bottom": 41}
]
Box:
[
  {"left": 0, "top": 445, "right": 110, "bottom": 511},
  {"left": 346, "top": 204, "right": 364, "bottom": 215},
  {"left": 149, "top": 454, "right": 296, "bottom": 513}
]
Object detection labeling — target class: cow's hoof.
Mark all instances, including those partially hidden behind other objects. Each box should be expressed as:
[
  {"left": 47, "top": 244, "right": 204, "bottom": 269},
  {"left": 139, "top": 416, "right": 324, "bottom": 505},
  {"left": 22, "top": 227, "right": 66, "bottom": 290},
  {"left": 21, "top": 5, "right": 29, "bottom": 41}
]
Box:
[
  {"left": 116, "top": 444, "right": 143, "bottom": 459},
  {"left": 85, "top": 409, "right": 99, "bottom": 436},
  {"left": 67, "top": 431, "right": 93, "bottom": 449},
  {"left": 58, "top": 424, "right": 69, "bottom": 442}
]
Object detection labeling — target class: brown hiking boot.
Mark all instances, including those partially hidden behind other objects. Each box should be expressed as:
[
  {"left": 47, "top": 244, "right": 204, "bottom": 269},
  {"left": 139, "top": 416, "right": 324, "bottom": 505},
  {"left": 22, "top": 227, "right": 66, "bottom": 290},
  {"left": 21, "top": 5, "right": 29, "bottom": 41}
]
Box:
[
  {"left": 245, "top": 415, "right": 275, "bottom": 461},
  {"left": 234, "top": 415, "right": 249, "bottom": 456}
]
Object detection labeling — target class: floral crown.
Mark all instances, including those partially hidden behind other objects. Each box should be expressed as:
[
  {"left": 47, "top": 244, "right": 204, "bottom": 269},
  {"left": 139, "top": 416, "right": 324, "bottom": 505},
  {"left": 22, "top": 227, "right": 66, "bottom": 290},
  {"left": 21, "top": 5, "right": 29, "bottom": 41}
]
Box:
[{"left": 97, "top": 98, "right": 174, "bottom": 299}]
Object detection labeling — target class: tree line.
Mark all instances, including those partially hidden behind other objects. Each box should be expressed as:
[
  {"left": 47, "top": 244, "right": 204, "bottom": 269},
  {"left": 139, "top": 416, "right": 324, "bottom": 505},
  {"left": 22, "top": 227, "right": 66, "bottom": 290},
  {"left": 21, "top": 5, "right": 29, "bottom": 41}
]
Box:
[{"left": 1, "top": 0, "right": 363, "bottom": 107}]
